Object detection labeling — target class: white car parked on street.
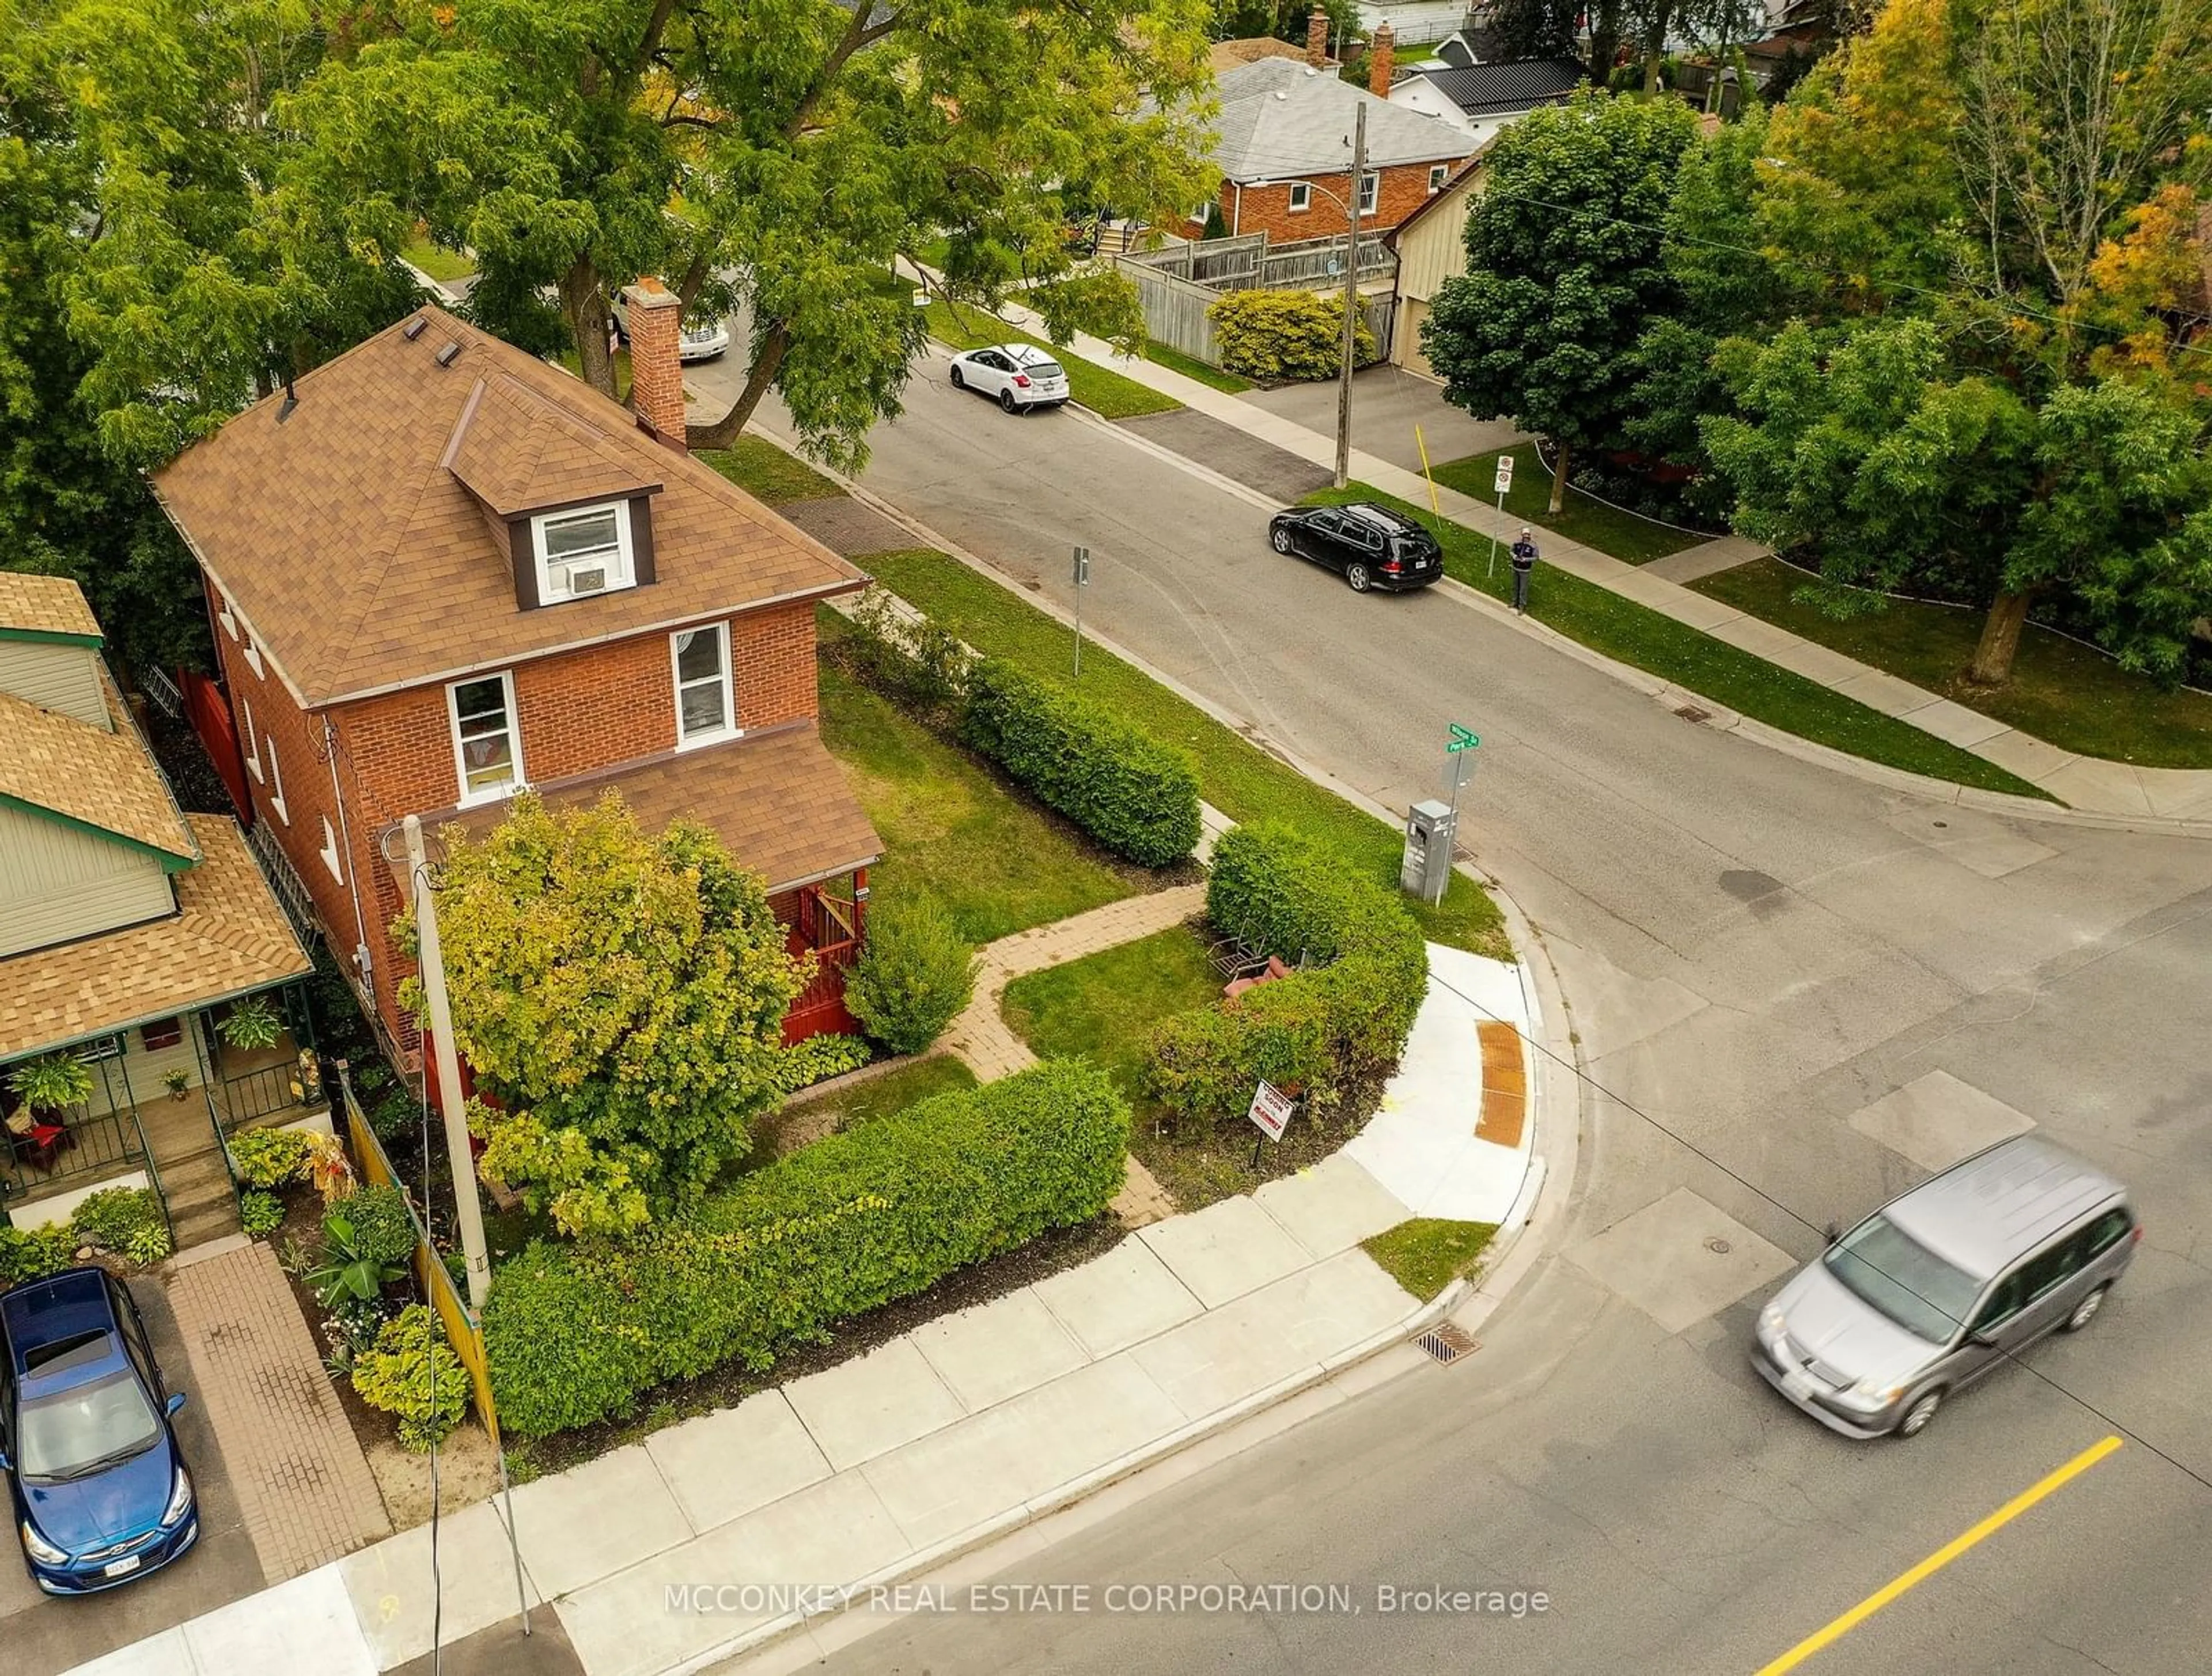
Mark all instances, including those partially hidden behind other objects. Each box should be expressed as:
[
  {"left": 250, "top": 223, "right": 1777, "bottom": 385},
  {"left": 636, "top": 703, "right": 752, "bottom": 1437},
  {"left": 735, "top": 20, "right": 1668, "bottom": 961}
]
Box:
[
  {"left": 946, "top": 343, "right": 1071, "bottom": 413},
  {"left": 610, "top": 296, "right": 731, "bottom": 362}
]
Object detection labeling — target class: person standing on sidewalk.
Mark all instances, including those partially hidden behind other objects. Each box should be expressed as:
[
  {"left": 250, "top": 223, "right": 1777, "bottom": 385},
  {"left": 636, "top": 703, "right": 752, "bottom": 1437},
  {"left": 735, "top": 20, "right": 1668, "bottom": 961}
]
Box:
[{"left": 1510, "top": 528, "right": 1539, "bottom": 615}]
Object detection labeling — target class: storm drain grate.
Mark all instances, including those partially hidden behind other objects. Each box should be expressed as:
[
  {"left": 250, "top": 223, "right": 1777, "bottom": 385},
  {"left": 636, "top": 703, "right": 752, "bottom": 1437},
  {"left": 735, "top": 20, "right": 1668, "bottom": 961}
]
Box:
[
  {"left": 1675, "top": 704, "right": 1713, "bottom": 724},
  {"left": 1414, "top": 1323, "right": 1480, "bottom": 1365}
]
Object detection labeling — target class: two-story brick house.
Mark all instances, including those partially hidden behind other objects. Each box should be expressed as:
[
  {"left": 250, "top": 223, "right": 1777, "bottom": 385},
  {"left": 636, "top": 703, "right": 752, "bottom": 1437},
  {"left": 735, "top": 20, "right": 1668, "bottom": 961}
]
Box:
[{"left": 151, "top": 289, "right": 882, "bottom": 1077}]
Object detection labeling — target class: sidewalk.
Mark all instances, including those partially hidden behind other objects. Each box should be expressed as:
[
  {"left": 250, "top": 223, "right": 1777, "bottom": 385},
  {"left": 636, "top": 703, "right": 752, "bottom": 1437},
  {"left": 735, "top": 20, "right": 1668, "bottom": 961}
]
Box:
[
  {"left": 67, "top": 944, "right": 1549, "bottom": 1676},
  {"left": 985, "top": 296, "right": 2212, "bottom": 825}
]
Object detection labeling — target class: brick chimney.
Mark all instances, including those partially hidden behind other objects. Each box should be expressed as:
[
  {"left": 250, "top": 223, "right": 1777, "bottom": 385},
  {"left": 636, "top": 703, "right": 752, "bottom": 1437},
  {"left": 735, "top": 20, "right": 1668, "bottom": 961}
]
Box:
[
  {"left": 1368, "top": 22, "right": 1395, "bottom": 97},
  {"left": 1305, "top": 6, "right": 1330, "bottom": 67},
  {"left": 620, "top": 277, "right": 687, "bottom": 452}
]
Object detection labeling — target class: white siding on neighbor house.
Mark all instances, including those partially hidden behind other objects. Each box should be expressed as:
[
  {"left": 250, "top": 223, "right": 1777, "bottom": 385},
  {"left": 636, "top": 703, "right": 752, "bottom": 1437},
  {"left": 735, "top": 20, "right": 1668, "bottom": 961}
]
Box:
[
  {"left": 0, "top": 801, "right": 175, "bottom": 958},
  {"left": 0, "top": 640, "right": 107, "bottom": 727}
]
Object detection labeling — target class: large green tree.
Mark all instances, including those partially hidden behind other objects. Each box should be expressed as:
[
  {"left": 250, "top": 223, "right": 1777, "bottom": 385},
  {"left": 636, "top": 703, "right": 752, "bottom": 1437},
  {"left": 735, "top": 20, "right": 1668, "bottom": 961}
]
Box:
[
  {"left": 404, "top": 792, "right": 803, "bottom": 1241},
  {"left": 1424, "top": 89, "right": 1700, "bottom": 512},
  {"left": 282, "top": 0, "right": 1217, "bottom": 470},
  {"left": 0, "top": 0, "right": 419, "bottom": 676}
]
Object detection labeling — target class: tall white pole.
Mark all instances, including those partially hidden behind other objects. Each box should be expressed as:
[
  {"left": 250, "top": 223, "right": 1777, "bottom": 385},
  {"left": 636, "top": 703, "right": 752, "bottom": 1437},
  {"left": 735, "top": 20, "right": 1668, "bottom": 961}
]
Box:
[
  {"left": 402, "top": 814, "right": 492, "bottom": 1312},
  {"left": 1334, "top": 102, "right": 1366, "bottom": 491}
]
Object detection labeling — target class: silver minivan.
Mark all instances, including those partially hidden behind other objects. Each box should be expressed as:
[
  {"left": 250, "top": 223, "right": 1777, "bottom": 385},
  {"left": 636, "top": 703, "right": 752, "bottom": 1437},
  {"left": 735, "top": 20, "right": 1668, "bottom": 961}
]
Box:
[{"left": 1754, "top": 1136, "right": 2138, "bottom": 1439}]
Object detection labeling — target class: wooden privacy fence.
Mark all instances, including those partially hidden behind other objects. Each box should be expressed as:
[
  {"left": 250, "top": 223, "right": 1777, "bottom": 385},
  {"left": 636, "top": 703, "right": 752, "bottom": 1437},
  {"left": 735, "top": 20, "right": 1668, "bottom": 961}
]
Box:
[
  {"left": 340, "top": 1074, "right": 502, "bottom": 1448},
  {"left": 1116, "top": 255, "right": 1397, "bottom": 369}
]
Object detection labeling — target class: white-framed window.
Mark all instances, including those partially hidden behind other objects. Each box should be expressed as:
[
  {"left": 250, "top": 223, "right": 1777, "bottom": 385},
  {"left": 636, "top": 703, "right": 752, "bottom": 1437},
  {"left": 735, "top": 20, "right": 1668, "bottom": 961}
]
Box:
[
  {"left": 1357, "top": 171, "right": 1379, "bottom": 217},
  {"left": 217, "top": 593, "right": 238, "bottom": 640},
  {"left": 1287, "top": 182, "right": 1312, "bottom": 214},
  {"left": 533, "top": 501, "right": 635, "bottom": 604},
  {"left": 243, "top": 635, "right": 264, "bottom": 679},
  {"left": 448, "top": 671, "right": 522, "bottom": 805},
  {"left": 264, "top": 731, "right": 287, "bottom": 823},
  {"left": 1429, "top": 163, "right": 1450, "bottom": 194},
  {"left": 671, "top": 623, "right": 737, "bottom": 747},
  {"left": 319, "top": 815, "right": 344, "bottom": 884},
  {"left": 241, "top": 697, "right": 262, "bottom": 782}
]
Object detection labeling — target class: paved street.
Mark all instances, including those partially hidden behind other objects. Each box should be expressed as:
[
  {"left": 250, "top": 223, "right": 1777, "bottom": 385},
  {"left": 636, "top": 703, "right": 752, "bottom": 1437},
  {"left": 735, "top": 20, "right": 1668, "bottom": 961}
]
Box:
[{"left": 695, "top": 349, "right": 2212, "bottom": 1675}]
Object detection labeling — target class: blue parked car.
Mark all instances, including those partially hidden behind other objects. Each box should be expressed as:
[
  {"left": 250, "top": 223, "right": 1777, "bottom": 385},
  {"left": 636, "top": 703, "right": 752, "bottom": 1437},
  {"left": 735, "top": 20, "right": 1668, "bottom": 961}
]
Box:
[{"left": 0, "top": 1267, "right": 198, "bottom": 1594}]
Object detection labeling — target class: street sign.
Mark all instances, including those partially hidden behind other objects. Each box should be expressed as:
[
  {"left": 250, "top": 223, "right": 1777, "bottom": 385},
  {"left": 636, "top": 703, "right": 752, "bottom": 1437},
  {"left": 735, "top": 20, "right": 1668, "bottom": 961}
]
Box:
[
  {"left": 1248, "top": 1080, "right": 1295, "bottom": 1141},
  {"left": 1446, "top": 723, "right": 1480, "bottom": 754},
  {"left": 1073, "top": 546, "right": 1090, "bottom": 587},
  {"left": 1494, "top": 455, "right": 1515, "bottom": 495}
]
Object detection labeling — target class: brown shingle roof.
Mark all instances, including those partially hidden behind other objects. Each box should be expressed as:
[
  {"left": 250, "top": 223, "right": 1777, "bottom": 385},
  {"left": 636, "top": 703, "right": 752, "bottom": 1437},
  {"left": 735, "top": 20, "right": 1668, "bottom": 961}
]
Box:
[
  {"left": 445, "top": 374, "right": 662, "bottom": 517},
  {"left": 0, "top": 678, "right": 198, "bottom": 865},
  {"left": 1210, "top": 36, "right": 1321, "bottom": 72},
  {"left": 0, "top": 816, "right": 313, "bottom": 1058},
  {"left": 0, "top": 573, "right": 102, "bottom": 642},
  {"left": 150, "top": 304, "right": 867, "bottom": 708},
  {"left": 426, "top": 721, "right": 881, "bottom": 895}
]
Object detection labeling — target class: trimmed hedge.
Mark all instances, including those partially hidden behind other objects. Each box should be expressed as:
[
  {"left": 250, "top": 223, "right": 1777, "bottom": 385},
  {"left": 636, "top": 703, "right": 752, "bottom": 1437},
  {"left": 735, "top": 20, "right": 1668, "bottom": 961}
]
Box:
[
  {"left": 485, "top": 1060, "right": 1131, "bottom": 1436},
  {"left": 959, "top": 660, "right": 1200, "bottom": 868},
  {"left": 1145, "top": 823, "right": 1426, "bottom": 1126},
  {"left": 1207, "top": 289, "right": 1378, "bottom": 383}
]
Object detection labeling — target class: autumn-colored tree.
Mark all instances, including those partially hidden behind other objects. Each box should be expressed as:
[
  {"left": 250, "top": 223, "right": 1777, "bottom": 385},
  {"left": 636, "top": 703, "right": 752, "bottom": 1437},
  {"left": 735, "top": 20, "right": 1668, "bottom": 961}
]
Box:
[{"left": 400, "top": 792, "right": 802, "bottom": 1240}]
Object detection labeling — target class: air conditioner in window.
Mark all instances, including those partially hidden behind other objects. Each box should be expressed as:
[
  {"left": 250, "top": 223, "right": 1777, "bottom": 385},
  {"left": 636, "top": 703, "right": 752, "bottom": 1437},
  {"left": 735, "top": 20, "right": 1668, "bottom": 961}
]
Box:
[{"left": 557, "top": 562, "right": 611, "bottom": 597}]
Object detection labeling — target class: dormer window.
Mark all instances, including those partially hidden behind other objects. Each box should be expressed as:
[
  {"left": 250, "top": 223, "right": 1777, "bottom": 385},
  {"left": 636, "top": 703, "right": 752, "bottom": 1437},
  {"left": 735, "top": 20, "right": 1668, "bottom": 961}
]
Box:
[{"left": 534, "top": 502, "right": 635, "bottom": 603}]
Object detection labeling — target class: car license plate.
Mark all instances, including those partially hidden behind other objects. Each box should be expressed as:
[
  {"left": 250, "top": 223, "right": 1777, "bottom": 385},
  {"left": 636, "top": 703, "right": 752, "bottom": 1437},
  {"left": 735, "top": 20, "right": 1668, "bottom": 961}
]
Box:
[
  {"left": 103, "top": 1554, "right": 142, "bottom": 1578},
  {"left": 1780, "top": 1367, "right": 1816, "bottom": 1402}
]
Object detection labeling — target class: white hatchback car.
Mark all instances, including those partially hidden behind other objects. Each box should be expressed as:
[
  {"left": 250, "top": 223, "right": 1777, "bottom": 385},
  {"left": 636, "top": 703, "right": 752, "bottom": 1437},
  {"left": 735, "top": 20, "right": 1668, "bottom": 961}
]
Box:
[{"left": 947, "top": 343, "right": 1071, "bottom": 413}]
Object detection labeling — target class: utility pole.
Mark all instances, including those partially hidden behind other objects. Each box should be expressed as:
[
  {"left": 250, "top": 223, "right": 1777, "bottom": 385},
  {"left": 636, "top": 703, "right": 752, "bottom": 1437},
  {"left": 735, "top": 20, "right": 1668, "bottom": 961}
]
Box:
[
  {"left": 402, "top": 814, "right": 493, "bottom": 1312},
  {"left": 1334, "top": 101, "right": 1366, "bottom": 492}
]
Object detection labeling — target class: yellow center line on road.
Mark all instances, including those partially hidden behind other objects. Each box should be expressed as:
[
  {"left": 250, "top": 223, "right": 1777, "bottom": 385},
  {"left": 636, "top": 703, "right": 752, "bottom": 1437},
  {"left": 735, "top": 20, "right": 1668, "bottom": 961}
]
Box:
[{"left": 1753, "top": 1435, "right": 2125, "bottom": 1675}]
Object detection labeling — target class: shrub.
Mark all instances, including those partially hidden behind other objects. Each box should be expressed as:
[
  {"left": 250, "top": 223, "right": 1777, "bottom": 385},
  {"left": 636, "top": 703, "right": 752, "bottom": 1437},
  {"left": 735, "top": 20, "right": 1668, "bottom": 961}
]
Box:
[
  {"left": 369, "top": 1087, "right": 419, "bottom": 1148},
  {"left": 350, "top": 1305, "right": 470, "bottom": 1452},
  {"left": 0, "top": 1223, "right": 74, "bottom": 1285},
  {"left": 309, "top": 1206, "right": 410, "bottom": 1306},
  {"left": 1207, "top": 289, "right": 1378, "bottom": 383},
  {"left": 335, "top": 1183, "right": 418, "bottom": 1268},
  {"left": 959, "top": 659, "right": 1200, "bottom": 867},
  {"left": 770, "top": 1034, "right": 873, "bottom": 1096},
  {"left": 846, "top": 586, "right": 975, "bottom": 721},
  {"left": 1145, "top": 823, "right": 1427, "bottom": 1128},
  {"left": 229, "top": 1126, "right": 314, "bottom": 1189},
  {"left": 486, "top": 1060, "right": 1130, "bottom": 1436},
  {"left": 70, "top": 1187, "right": 171, "bottom": 1263},
  {"left": 843, "top": 897, "right": 978, "bottom": 1056},
  {"left": 240, "top": 1190, "right": 285, "bottom": 1239}
]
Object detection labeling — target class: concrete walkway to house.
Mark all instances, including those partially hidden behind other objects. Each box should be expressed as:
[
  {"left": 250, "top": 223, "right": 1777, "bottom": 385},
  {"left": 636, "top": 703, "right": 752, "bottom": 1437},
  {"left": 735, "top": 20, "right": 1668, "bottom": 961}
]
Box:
[
  {"left": 67, "top": 943, "right": 1553, "bottom": 1676},
  {"left": 972, "top": 294, "right": 2212, "bottom": 824},
  {"left": 165, "top": 1239, "right": 392, "bottom": 1584}
]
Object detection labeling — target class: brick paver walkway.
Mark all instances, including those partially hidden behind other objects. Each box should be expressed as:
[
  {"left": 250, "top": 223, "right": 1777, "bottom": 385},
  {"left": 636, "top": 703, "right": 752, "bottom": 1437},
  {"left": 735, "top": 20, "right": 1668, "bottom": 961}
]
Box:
[
  {"left": 942, "top": 884, "right": 1208, "bottom": 1227},
  {"left": 166, "top": 1239, "right": 391, "bottom": 1583}
]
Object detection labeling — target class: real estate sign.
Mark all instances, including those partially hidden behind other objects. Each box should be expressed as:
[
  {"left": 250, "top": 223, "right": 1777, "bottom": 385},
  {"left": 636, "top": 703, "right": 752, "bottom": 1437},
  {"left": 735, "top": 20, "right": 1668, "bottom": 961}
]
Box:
[{"left": 1248, "top": 1080, "right": 1295, "bottom": 1141}]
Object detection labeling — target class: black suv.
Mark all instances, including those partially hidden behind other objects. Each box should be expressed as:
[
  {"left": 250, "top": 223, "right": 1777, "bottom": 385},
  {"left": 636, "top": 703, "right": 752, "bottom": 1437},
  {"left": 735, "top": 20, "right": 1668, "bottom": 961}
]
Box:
[{"left": 1268, "top": 503, "right": 1445, "bottom": 593}]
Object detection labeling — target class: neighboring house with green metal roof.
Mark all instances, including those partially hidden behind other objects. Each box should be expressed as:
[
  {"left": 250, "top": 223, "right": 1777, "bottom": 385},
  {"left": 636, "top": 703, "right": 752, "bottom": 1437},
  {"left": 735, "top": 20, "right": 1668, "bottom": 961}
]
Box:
[{"left": 0, "top": 573, "right": 321, "bottom": 1249}]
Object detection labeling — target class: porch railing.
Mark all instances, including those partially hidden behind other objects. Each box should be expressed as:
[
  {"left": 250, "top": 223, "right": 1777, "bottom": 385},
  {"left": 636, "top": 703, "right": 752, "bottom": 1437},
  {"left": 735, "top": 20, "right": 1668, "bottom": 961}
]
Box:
[
  {"left": 0, "top": 1104, "right": 154, "bottom": 1206},
  {"left": 215, "top": 1063, "right": 318, "bottom": 1130}
]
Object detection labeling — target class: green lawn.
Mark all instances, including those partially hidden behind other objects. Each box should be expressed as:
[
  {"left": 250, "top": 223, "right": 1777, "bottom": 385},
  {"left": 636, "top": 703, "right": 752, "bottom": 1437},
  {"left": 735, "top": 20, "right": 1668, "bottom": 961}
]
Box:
[
  {"left": 1144, "top": 339, "right": 1254, "bottom": 395},
  {"left": 1431, "top": 448, "right": 1704, "bottom": 565},
  {"left": 816, "top": 654, "right": 1143, "bottom": 944},
  {"left": 922, "top": 300, "right": 1180, "bottom": 420},
  {"left": 703, "top": 436, "right": 842, "bottom": 506},
  {"left": 401, "top": 236, "right": 476, "bottom": 283},
  {"left": 1304, "top": 486, "right": 2052, "bottom": 801},
  {"left": 786, "top": 1054, "right": 977, "bottom": 1131},
  {"left": 1694, "top": 559, "right": 2212, "bottom": 770},
  {"left": 852, "top": 548, "right": 1512, "bottom": 960},
  {"left": 1362, "top": 1219, "right": 1498, "bottom": 1300},
  {"left": 1000, "top": 926, "right": 1221, "bottom": 1114}
]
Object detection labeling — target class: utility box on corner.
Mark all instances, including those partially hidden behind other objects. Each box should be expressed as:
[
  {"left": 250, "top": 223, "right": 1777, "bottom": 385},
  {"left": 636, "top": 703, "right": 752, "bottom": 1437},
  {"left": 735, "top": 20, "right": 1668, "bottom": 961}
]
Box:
[{"left": 1401, "top": 799, "right": 1456, "bottom": 905}]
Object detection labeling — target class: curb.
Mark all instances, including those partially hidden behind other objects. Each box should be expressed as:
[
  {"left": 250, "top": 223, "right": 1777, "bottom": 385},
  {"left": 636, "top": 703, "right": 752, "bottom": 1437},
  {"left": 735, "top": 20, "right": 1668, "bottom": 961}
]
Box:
[{"left": 658, "top": 1271, "right": 1488, "bottom": 1676}]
